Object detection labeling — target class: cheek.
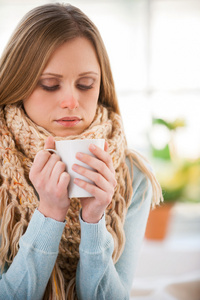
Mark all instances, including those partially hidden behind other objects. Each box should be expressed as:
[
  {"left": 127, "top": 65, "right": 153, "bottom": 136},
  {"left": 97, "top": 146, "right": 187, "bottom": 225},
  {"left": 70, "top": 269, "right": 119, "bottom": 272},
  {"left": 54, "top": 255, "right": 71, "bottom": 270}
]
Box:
[
  {"left": 87, "top": 94, "right": 98, "bottom": 115},
  {"left": 23, "top": 92, "right": 46, "bottom": 118},
  {"left": 81, "top": 88, "right": 98, "bottom": 108},
  {"left": 90, "top": 87, "right": 99, "bottom": 107}
]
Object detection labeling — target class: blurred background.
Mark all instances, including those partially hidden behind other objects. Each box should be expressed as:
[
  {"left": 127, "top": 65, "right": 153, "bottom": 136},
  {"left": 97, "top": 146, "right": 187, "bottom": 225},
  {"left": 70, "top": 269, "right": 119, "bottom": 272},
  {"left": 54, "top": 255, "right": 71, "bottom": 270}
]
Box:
[{"left": 0, "top": 0, "right": 199, "bottom": 299}]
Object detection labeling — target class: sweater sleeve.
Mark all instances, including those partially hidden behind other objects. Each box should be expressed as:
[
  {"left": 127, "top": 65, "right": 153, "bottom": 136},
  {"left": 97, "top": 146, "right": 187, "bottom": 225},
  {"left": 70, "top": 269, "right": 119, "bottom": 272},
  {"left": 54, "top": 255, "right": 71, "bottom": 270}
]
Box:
[
  {"left": 76, "top": 160, "right": 152, "bottom": 300},
  {"left": 0, "top": 209, "right": 65, "bottom": 300}
]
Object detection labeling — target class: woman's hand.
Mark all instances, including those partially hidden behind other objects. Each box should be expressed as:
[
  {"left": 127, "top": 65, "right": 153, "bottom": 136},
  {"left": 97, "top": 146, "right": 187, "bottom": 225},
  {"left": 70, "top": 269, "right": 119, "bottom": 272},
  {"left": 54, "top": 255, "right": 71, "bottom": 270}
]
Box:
[
  {"left": 72, "top": 142, "right": 117, "bottom": 223},
  {"left": 29, "top": 136, "right": 70, "bottom": 222}
]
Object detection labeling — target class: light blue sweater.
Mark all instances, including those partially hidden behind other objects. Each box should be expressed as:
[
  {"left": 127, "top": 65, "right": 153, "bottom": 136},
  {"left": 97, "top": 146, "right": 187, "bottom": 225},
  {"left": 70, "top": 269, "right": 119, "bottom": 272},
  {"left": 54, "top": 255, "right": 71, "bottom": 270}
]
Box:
[{"left": 0, "top": 161, "right": 152, "bottom": 300}]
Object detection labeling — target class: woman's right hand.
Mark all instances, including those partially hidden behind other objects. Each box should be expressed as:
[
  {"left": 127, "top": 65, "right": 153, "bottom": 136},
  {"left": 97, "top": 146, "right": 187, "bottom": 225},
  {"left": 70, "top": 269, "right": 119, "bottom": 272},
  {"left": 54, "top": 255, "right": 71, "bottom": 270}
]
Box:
[{"left": 29, "top": 136, "right": 70, "bottom": 222}]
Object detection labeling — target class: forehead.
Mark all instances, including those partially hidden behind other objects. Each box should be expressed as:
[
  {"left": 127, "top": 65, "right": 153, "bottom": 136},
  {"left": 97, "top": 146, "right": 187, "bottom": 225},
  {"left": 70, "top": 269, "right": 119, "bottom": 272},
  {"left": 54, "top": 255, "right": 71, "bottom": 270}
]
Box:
[{"left": 43, "top": 37, "right": 100, "bottom": 75}]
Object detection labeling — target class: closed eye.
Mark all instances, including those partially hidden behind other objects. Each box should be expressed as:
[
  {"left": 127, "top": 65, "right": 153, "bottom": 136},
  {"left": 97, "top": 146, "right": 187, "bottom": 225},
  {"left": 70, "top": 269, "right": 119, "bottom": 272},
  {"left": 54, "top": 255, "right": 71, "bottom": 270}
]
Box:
[
  {"left": 40, "top": 84, "right": 60, "bottom": 92},
  {"left": 77, "top": 84, "right": 93, "bottom": 91}
]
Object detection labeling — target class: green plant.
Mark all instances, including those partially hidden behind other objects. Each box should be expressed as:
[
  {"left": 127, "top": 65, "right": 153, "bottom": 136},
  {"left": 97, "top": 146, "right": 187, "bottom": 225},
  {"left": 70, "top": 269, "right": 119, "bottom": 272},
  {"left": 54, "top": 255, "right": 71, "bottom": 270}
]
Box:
[
  {"left": 150, "top": 117, "right": 200, "bottom": 203},
  {"left": 157, "top": 159, "right": 200, "bottom": 203}
]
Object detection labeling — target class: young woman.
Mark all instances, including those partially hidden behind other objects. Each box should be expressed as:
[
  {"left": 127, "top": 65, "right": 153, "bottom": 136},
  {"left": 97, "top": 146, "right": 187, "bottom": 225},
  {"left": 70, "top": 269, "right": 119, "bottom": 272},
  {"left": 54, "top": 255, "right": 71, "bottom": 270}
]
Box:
[{"left": 0, "top": 3, "right": 162, "bottom": 299}]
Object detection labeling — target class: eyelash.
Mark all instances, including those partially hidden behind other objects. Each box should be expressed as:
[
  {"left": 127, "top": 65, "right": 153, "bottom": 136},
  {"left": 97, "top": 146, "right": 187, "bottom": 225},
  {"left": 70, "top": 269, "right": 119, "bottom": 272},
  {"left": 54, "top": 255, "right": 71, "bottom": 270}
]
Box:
[
  {"left": 77, "top": 84, "right": 93, "bottom": 90},
  {"left": 40, "top": 84, "right": 93, "bottom": 92},
  {"left": 40, "top": 84, "right": 60, "bottom": 92}
]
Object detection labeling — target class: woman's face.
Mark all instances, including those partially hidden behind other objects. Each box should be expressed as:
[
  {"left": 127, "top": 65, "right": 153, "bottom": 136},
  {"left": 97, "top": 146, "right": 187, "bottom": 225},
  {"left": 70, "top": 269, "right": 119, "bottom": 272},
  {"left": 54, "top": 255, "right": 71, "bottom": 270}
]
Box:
[{"left": 23, "top": 37, "right": 101, "bottom": 137}]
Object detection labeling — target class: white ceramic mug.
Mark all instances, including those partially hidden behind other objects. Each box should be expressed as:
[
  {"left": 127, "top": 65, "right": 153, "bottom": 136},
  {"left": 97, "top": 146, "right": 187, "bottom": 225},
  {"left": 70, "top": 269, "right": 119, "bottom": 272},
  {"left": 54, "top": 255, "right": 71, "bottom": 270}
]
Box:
[{"left": 46, "top": 139, "right": 105, "bottom": 198}]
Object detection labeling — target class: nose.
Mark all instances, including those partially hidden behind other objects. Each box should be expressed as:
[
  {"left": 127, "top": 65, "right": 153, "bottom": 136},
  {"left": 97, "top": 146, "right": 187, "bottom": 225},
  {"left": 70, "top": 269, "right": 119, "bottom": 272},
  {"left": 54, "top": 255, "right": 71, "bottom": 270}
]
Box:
[{"left": 59, "top": 87, "right": 79, "bottom": 110}]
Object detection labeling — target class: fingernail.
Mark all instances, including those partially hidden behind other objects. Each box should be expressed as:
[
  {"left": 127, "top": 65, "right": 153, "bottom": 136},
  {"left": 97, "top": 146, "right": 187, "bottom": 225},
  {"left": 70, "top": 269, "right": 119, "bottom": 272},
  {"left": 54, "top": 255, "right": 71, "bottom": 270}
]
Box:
[
  {"left": 90, "top": 144, "right": 96, "bottom": 150},
  {"left": 74, "top": 178, "right": 80, "bottom": 184},
  {"left": 76, "top": 152, "right": 83, "bottom": 159},
  {"left": 72, "top": 164, "right": 78, "bottom": 171}
]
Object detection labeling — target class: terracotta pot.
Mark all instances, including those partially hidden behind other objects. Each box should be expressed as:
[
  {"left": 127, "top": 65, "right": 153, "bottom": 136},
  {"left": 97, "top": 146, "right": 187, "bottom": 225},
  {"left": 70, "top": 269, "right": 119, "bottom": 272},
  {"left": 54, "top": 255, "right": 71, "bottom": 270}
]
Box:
[{"left": 145, "top": 202, "right": 174, "bottom": 240}]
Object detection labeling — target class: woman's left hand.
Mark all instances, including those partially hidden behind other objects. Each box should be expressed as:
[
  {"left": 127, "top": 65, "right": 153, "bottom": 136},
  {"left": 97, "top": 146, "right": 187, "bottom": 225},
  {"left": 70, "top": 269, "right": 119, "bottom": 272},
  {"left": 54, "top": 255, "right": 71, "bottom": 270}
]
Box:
[{"left": 72, "top": 141, "right": 117, "bottom": 223}]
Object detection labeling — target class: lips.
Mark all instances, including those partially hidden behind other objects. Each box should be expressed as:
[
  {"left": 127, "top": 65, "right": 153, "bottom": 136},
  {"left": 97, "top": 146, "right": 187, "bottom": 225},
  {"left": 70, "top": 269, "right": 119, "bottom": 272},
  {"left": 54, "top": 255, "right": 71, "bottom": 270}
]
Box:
[{"left": 55, "top": 116, "right": 82, "bottom": 127}]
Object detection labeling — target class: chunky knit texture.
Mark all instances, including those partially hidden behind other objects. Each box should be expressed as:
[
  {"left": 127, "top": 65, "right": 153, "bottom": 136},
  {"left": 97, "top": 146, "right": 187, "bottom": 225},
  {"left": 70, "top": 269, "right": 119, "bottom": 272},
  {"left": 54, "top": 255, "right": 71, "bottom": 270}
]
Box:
[{"left": 0, "top": 103, "right": 137, "bottom": 299}]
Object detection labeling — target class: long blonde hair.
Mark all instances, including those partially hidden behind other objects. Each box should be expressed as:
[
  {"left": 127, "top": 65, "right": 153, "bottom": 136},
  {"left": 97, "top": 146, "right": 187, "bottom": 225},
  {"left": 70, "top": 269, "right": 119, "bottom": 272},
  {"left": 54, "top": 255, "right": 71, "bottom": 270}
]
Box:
[
  {"left": 0, "top": 3, "right": 119, "bottom": 114},
  {"left": 0, "top": 3, "right": 162, "bottom": 299}
]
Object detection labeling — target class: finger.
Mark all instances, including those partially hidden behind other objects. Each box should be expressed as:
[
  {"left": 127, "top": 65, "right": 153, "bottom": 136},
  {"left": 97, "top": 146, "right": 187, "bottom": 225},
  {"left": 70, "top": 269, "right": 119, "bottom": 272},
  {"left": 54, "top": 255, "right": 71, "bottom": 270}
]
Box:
[
  {"left": 44, "top": 136, "right": 55, "bottom": 150},
  {"left": 41, "top": 153, "right": 61, "bottom": 179},
  {"left": 76, "top": 151, "right": 116, "bottom": 185},
  {"left": 89, "top": 144, "right": 115, "bottom": 174},
  {"left": 72, "top": 164, "right": 112, "bottom": 191},
  {"left": 50, "top": 160, "right": 67, "bottom": 184},
  {"left": 104, "top": 141, "right": 109, "bottom": 152},
  {"left": 74, "top": 177, "right": 105, "bottom": 198},
  {"left": 74, "top": 178, "right": 112, "bottom": 206},
  {"left": 57, "top": 172, "right": 70, "bottom": 192},
  {"left": 31, "top": 150, "right": 51, "bottom": 175}
]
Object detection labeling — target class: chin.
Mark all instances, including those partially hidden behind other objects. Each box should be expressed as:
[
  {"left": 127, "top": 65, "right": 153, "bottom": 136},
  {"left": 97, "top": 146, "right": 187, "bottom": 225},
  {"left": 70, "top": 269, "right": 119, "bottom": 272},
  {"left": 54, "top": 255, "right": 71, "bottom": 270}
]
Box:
[{"left": 52, "top": 128, "right": 83, "bottom": 138}]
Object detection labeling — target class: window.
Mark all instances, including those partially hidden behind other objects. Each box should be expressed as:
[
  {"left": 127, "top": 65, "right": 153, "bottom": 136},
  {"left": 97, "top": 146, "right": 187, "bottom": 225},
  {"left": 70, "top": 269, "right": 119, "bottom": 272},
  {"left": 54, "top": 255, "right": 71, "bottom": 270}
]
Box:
[{"left": 0, "top": 0, "right": 199, "bottom": 158}]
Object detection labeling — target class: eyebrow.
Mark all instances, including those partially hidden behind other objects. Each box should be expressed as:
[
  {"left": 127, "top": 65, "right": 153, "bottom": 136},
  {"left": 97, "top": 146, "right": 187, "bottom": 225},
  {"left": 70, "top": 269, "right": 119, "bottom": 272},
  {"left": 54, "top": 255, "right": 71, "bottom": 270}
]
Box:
[
  {"left": 41, "top": 73, "right": 63, "bottom": 78},
  {"left": 78, "top": 71, "right": 99, "bottom": 77},
  {"left": 41, "top": 71, "right": 99, "bottom": 78}
]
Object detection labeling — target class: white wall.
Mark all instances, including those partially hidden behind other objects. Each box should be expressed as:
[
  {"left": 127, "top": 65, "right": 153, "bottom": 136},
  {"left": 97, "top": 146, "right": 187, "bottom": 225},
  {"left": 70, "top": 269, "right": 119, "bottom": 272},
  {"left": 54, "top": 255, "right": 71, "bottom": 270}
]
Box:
[{"left": 0, "top": 0, "right": 200, "bottom": 158}]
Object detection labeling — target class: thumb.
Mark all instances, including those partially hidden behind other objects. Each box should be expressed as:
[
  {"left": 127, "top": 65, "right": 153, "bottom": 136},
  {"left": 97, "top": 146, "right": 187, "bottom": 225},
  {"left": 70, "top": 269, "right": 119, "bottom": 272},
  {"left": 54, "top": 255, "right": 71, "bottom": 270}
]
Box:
[
  {"left": 104, "top": 141, "right": 109, "bottom": 152},
  {"left": 44, "top": 136, "right": 55, "bottom": 150}
]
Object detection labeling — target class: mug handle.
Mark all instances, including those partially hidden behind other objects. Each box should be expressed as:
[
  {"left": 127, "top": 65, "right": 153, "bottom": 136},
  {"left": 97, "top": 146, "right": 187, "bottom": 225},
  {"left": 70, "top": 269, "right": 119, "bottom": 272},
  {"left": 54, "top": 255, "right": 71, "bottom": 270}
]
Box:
[{"left": 45, "top": 149, "right": 58, "bottom": 155}]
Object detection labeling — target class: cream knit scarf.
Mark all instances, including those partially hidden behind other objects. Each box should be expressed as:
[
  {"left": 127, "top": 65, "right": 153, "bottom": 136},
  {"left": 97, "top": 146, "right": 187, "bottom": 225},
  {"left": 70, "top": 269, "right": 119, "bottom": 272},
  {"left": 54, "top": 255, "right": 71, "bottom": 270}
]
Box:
[{"left": 0, "top": 103, "right": 134, "bottom": 299}]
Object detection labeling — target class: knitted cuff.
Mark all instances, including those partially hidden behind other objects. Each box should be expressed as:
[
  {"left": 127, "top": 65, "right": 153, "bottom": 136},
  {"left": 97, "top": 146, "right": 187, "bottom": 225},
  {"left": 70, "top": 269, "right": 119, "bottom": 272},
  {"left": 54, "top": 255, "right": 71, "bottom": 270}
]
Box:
[
  {"left": 20, "top": 209, "right": 65, "bottom": 253},
  {"left": 79, "top": 210, "right": 114, "bottom": 254}
]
